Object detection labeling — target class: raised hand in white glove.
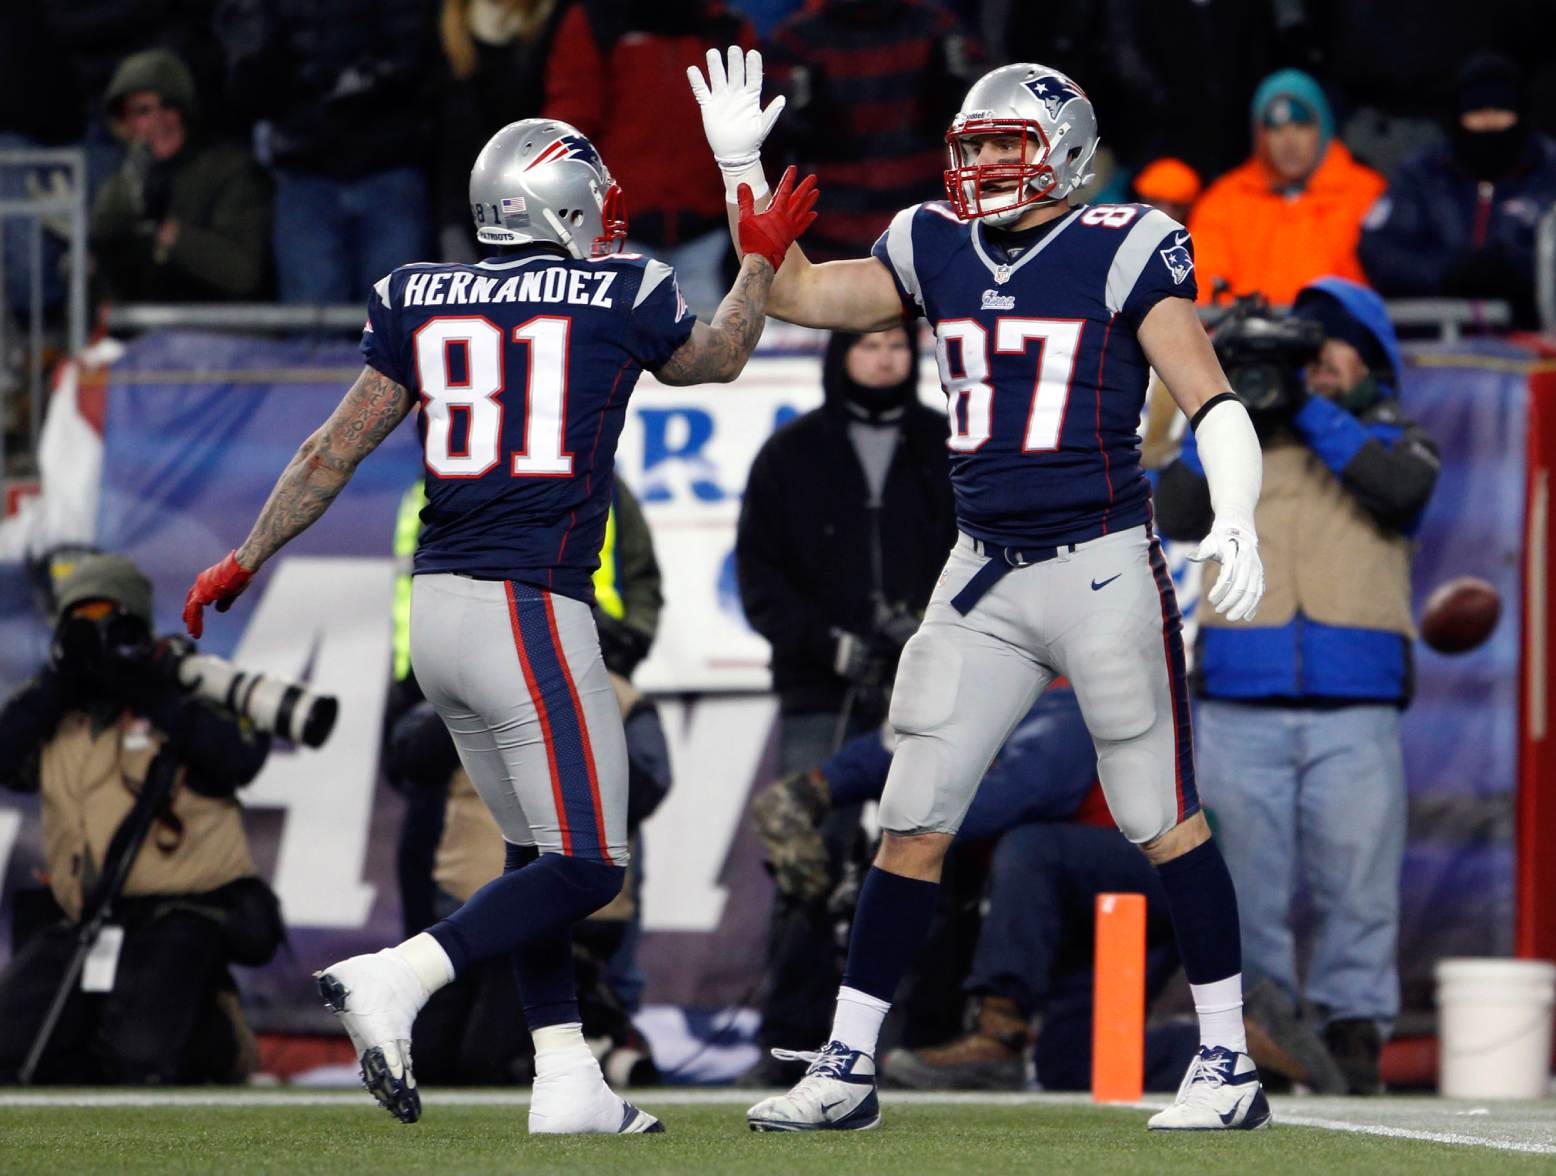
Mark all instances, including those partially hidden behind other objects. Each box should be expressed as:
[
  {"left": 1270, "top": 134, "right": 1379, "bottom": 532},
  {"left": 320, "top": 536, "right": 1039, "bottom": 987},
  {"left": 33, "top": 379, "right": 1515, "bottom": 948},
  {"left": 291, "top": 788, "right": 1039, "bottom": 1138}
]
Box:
[
  {"left": 1190, "top": 521, "right": 1264, "bottom": 623},
  {"left": 686, "top": 46, "right": 785, "bottom": 176}
]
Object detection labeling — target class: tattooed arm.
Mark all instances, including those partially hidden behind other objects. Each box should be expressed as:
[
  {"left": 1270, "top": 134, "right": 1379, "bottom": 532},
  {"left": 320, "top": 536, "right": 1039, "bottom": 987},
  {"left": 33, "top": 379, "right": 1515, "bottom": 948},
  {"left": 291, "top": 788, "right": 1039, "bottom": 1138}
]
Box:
[
  {"left": 235, "top": 365, "right": 415, "bottom": 569},
  {"left": 653, "top": 255, "right": 776, "bottom": 386}
]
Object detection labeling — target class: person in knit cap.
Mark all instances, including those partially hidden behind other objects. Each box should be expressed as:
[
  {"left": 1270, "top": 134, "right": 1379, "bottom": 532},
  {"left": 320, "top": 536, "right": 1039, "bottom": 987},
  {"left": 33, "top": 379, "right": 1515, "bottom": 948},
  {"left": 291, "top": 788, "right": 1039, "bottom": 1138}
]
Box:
[
  {"left": 1156, "top": 277, "right": 1440, "bottom": 1095},
  {"left": 1132, "top": 157, "right": 1202, "bottom": 225},
  {"left": 90, "top": 48, "right": 271, "bottom": 302},
  {"left": 1360, "top": 52, "right": 1556, "bottom": 327},
  {"left": 1189, "top": 69, "right": 1385, "bottom": 306},
  {"left": 0, "top": 553, "right": 276, "bottom": 1084},
  {"left": 733, "top": 327, "right": 956, "bottom": 1084}
]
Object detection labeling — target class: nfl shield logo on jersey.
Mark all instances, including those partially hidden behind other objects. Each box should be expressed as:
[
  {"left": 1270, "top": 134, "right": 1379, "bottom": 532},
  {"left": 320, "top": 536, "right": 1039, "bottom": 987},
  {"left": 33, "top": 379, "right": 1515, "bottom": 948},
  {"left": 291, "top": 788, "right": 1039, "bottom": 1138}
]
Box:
[{"left": 1159, "top": 234, "right": 1194, "bottom": 285}]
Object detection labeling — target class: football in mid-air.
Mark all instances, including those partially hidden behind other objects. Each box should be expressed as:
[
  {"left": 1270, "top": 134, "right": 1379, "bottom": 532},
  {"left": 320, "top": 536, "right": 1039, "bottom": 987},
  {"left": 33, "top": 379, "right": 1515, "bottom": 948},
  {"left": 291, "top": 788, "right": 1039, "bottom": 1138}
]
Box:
[{"left": 1419, "top": 576, "right": 1502, "bottom": 654}]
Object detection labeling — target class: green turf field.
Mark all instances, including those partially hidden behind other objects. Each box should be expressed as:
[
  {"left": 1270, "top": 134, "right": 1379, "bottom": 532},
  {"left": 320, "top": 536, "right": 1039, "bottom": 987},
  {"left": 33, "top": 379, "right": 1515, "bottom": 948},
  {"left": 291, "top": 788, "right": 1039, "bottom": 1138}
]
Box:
[{"left": 2, "top": 1093, "right": 1553, "bottom": 1175}]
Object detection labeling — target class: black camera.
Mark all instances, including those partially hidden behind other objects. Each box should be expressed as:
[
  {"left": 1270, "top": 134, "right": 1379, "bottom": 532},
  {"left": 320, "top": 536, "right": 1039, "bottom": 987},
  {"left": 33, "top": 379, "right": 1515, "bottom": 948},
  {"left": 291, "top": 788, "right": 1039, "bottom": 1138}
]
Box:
[
  {"left": 1210, "top": 295, "right": 1324, "bottom": 418},
  {"left": 52, "top": 611, "right": 155, "bottom": 673}
]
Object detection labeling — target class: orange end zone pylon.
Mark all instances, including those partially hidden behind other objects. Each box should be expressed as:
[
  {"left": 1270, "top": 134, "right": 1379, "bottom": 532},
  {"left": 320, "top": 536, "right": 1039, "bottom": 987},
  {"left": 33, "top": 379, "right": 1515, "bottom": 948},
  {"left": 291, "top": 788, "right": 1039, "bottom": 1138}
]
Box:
[{"left": 1092, "top": 891, "right": 1146, "bottom": 1103}]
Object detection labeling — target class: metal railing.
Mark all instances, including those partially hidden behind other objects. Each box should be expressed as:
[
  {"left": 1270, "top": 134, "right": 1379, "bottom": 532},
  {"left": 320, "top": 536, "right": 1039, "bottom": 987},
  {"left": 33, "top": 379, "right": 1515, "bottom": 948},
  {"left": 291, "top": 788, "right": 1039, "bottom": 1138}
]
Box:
[
  {"left": 103, "top": 297, "right": 1517, "bottom": 342},
  {"left": 104, "top": 302, "right": 369, "bottom": 333},
  {"left": 0, "top": 148, "right": 89, "bottom": 470}
]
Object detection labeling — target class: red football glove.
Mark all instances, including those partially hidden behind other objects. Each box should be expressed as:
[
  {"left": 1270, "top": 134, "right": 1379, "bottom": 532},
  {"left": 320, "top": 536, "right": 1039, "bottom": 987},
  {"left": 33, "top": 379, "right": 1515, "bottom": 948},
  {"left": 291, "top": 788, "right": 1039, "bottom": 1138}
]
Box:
[
  {"left": 737, "top": 165, "right": 819, "bottom": 273},
  {"left": 183, "top": 550, "right": 255, "bottom": 638}
]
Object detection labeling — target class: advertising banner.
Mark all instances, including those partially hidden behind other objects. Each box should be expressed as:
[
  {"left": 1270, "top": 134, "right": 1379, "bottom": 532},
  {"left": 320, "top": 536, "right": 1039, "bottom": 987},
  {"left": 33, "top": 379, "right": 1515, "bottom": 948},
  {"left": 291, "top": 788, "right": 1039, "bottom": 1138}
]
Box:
[{"left": 0, "top": 330, "right": 1532, "bottom": 1039}]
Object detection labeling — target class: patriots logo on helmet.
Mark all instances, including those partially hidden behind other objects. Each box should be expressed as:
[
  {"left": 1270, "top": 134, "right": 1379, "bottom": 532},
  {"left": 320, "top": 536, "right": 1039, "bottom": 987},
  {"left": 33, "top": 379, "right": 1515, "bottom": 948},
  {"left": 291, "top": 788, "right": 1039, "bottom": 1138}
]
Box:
[
  {"left": 1159, "top": 234, "right": 1194, "bottom": 285},
  {"left": 1023, "top": 75, "right": 1083, "bottom": 120},
  {"left": 525, "top": 132, "right": 603, "bottom": 172}
]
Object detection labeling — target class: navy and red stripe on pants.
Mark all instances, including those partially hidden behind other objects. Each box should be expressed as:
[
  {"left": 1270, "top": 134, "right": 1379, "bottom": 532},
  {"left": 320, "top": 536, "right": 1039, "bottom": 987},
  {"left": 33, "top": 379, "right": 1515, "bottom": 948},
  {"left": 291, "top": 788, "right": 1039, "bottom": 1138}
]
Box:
[{"left": 410, "top": 573, "right": 628, "bottom": 865}]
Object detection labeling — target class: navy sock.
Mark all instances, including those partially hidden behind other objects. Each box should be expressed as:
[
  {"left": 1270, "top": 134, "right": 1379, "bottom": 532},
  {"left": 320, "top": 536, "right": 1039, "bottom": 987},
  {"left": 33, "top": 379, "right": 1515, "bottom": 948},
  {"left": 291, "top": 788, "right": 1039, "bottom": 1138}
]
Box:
[
  {"left": 1154, "top": 837, "right": 1242, "bottom": 984},
  {"left": 427, "top": 848, "right": 624, "bottom": 1032},
  {"left": 840, "top": 866, "right": 941, "bottom": 1003},
  {"left": 496, "top": 844, "right": 581, "bottom": 1030}
]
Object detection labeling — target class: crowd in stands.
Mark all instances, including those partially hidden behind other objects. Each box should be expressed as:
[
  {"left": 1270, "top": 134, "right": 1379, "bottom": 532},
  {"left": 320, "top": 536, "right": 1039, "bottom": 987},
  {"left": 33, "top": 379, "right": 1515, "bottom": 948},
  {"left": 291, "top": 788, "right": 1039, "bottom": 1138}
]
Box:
[{"left": 2, "top": 0, "right": 1554, "bottom": 324}]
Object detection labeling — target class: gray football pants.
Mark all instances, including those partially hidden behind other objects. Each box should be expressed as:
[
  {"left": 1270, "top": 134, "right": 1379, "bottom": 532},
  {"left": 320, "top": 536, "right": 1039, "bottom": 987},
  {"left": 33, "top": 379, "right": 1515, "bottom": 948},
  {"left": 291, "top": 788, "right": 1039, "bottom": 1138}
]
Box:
[
  {"left": 410, "top": 574, "right": 629, "bottom": 864},
  {"left": 881, "top": 526, "right": 1198, "bottom": 844}
]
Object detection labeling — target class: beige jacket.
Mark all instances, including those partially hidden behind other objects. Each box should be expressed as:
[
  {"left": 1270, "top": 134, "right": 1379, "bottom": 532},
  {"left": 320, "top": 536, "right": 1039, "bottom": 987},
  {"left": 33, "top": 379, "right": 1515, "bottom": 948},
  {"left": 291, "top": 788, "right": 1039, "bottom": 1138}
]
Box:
[
  {"left": 40, "top": 712, "right": 253, "bottom": 921},
  {"left": 1199, "top": 434, "right": 1415, "bottom": 636}
]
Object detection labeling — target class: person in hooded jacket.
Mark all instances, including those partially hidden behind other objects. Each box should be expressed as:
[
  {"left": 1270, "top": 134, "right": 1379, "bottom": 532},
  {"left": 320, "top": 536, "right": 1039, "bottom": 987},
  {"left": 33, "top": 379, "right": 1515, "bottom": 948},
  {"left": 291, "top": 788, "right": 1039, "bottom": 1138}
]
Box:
[
  {"left": 89, "top": 48, "right": 271, "bottom": 303},
  {"left": 737, "top": 326, "right": 954, "bottom": 771},
  {"left": 1359, "top": 52, "right": 1556, "bottom": 328},
  {"left": 1155, "top": 277, "right": 1439, "bottom": 1096},
  {"left": 733, "top": 325, "right": 955, "bottom": 1082}
]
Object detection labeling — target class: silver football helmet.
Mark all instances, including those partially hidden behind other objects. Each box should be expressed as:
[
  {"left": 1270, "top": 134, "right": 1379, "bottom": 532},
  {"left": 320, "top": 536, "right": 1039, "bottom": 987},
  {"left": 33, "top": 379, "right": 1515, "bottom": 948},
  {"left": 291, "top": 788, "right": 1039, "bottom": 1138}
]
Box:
[
  {"left": 468, "top": 118, "right": 627, "bottom": 258},
  {"left": 944, "top": 63, "right": 1100, "bottom": 226}
]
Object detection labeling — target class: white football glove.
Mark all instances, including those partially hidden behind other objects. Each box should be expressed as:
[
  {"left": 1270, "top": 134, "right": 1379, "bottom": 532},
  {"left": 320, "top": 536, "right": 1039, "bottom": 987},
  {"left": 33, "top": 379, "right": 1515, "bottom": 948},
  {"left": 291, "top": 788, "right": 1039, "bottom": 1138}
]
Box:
[
  {"left": 686, "top": 46, "right": 785, "bottom": 174},
  {"left": 1190, "top": 521, "right": 1265, "bottom": 623}
]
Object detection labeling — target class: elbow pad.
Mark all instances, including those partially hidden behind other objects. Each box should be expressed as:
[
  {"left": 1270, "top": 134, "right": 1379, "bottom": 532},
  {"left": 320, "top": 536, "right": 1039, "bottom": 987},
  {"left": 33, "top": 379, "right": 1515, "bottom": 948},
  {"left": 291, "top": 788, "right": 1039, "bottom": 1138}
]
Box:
[{"left": 1190, "top": 393, "right": 1261, "bottom": 531}]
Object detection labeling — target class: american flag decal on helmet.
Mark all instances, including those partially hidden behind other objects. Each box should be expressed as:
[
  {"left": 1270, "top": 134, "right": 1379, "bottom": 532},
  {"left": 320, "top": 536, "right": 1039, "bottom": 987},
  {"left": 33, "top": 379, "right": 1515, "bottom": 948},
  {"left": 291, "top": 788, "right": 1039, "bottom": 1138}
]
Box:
[{"left": 525, "top": 133, "right": 603, "bottom": 171}]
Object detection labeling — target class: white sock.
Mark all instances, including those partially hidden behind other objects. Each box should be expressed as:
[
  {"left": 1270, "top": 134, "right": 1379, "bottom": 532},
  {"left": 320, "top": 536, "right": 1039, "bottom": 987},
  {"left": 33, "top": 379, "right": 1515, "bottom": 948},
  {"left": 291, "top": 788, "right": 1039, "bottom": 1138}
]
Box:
[
  {"left": 389, "top": 933, "right": 454, "bottom": 999},
  {"left": 531, "top": 1022, "right": 595, "bottom": 1077},
  {"left": 828, "top": 986, "right": 891, "bottom": 1058},
  {"left": 1190, "top": 974, "right": 1248, "bottom": 1054}
]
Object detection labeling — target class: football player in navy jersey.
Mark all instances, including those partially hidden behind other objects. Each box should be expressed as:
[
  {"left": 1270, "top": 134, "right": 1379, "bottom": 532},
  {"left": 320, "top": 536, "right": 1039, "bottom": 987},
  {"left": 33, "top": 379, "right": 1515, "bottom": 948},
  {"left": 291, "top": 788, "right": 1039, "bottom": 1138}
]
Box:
[
  {"left": 690, "top": 51, "right": 1269, "bottom": 1131},
  {"left": 183, "top": 118, "right": 817, "bottom": 1133}
]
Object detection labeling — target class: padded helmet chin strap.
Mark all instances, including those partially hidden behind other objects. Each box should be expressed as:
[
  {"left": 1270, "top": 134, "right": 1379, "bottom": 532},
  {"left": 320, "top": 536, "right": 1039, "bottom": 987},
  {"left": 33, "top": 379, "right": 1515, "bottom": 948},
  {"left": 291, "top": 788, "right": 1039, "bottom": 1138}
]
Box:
[{"left": 541, "top": 207, "right": 584, "bottom": 260}]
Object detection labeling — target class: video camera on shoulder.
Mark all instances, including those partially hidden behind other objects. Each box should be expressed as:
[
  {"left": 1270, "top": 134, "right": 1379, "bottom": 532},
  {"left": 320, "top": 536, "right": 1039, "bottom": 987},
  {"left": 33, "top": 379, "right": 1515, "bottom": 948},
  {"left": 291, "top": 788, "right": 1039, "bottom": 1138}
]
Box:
[{"left": 1209, "top": 294, "right": 1323, "bottom": 419}]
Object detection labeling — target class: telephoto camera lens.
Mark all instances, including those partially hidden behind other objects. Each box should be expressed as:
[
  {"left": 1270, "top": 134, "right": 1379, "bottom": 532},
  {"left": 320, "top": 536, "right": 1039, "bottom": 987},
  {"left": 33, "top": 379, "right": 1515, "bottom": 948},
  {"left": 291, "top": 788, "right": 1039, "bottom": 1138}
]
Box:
[{"left": 157, "top": 640, "right": 338, "bottom": 747}]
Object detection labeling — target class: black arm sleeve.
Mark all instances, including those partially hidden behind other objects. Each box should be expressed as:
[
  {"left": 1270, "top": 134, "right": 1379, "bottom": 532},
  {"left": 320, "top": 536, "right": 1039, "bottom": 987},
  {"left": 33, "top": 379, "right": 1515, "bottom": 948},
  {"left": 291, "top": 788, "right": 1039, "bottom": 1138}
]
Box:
[
  {"left": 1338, "top": 418, "right": 1441, "bottom": 533},
  {"left": 0, "top": 671, "right": 69, "bottom": 793},
  {"left": 1153, "top": 459, "right": 1215, "bottom": 543}
]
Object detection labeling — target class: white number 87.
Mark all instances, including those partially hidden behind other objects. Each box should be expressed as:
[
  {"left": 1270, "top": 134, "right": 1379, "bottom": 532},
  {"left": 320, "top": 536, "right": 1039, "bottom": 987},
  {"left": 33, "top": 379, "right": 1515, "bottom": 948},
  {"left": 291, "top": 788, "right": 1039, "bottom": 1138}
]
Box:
[{"left": 936, "top": 317, "right": 1085, "bottom": 453}]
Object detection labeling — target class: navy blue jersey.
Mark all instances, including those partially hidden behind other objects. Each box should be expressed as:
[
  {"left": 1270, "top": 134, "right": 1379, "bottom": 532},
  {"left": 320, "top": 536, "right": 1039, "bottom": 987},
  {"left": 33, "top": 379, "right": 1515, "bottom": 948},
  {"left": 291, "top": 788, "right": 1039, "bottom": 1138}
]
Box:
[
  {"left": 871, "top": 202, "right": 1196, "bottom": 547},
  {"left": 361, "top": 250, "right": 693, "bottom": 601}
]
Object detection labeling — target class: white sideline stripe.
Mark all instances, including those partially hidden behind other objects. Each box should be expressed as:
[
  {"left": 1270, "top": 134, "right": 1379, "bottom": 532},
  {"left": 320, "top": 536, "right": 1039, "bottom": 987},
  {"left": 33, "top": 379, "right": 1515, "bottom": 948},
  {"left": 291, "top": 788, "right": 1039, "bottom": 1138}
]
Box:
[
  {"left": 2, "top": 1090, "right": 1553, "bottom": 1155},
  {"left": 0, "top": 1090, "right": 1106, "bottom": 1109},
  {"left": 1273, "top": 1111, "right": 1556, "bottom": 1157}
]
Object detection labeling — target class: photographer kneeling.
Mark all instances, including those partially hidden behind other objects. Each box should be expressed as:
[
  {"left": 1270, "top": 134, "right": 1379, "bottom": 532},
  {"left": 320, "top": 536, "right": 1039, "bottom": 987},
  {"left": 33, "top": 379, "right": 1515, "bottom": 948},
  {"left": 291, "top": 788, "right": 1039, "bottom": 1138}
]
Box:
[
  {"left": 1156, "top": 278, "right": 1438, "bottom": 1095},
  {"left": 0, "top": 555, "right": 276, "bottom": 1084}
]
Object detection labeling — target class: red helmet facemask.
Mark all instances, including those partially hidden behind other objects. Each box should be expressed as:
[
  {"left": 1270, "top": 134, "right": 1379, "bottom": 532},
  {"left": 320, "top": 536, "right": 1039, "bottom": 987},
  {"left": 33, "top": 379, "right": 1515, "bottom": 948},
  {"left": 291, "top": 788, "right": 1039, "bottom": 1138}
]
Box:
[
  {"left": 591, "top": 181, "right": 628, "bottom": 257},
  {"left": 943, "top": 119, "right": 1059, "bottom": 222}
]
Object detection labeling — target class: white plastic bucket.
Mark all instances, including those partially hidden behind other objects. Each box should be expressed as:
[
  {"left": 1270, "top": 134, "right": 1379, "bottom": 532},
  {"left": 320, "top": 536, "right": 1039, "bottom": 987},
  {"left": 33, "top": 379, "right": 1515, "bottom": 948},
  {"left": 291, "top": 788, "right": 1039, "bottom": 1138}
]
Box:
[{"left": 1435, "top": 957, "right": 1556, "bottom": 1099}]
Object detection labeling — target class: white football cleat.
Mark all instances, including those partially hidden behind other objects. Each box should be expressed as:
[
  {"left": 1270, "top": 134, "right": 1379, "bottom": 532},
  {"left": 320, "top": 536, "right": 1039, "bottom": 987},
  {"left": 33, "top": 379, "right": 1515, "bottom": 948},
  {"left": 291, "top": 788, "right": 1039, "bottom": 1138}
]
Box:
[
  {"left": 746, "top": 1041, "right": 881, "bottom": 1132},
  {"left": 1147, "top": 1045, "right": 1272, "bottom": 1130},
  {"left": 315, "top": 950, "right": 429, "bottom": 1124},
  {"left": 529, "top": 1048, "right": 664, "bottom": 1135}
]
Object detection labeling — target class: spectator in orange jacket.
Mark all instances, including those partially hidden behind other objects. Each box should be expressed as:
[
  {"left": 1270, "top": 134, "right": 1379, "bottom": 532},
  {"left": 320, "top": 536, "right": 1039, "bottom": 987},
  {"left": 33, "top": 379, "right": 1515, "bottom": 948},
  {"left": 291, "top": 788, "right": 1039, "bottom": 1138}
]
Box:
[{"left": 1190, "top": 70, "right": 1385, "bottom": 306}]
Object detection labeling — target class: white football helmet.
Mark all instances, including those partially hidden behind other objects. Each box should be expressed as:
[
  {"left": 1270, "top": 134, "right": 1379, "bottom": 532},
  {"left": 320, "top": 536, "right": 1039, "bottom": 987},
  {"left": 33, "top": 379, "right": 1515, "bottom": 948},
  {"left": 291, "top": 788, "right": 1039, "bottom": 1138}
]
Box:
[
  {"left": 944, "top": 63, "right": 1100, "bottom": 226},
  {"left": 468, "top": 118, "right": 627, "bottom": 258}
]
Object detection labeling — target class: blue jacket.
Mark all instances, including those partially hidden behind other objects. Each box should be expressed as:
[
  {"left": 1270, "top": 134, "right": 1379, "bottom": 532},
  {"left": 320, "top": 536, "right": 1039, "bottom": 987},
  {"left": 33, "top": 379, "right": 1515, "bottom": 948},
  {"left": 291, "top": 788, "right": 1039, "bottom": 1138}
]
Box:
[
  {"left": 1155, "top": 278, "right": 1440, "bottom": 704},
  {"left": 1358, "top": 133, "right": 1556, "bottom": 324}
]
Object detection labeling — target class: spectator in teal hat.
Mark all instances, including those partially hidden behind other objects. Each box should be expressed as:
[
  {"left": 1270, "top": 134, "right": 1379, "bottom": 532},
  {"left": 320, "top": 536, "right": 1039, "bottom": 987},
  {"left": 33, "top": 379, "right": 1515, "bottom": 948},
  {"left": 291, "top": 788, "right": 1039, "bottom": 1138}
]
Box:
[{"left": 1190, "top": 69, "right": 1385, "bottom": 306}]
